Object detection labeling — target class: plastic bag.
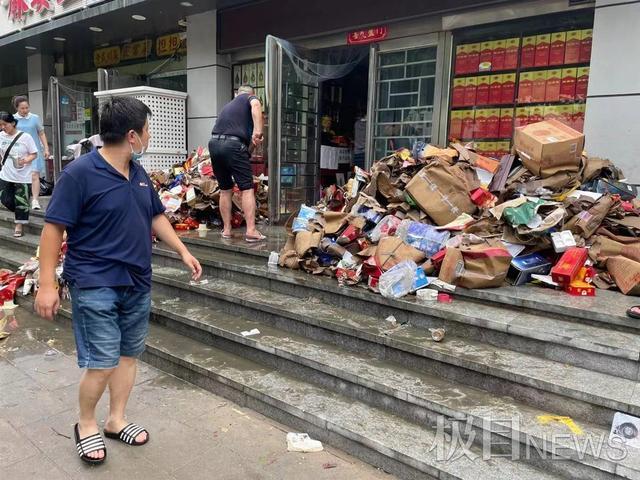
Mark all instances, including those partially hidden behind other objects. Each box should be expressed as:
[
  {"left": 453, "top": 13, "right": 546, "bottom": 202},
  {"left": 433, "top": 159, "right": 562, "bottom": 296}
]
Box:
[
  {"left": 378, "top": 260, "right": 418, "bottom": 299},
  {"left": 369, "top": 215, "right": 402, "bottom": 243},
  {"left": 396, "top": 220, "right": 450, "bottom": 257}
]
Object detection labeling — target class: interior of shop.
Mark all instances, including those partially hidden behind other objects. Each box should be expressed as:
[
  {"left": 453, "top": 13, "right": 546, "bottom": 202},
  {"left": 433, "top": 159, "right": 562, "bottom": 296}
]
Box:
[{"left": 318, "top": 52, "right": 369, "bottom": 187}]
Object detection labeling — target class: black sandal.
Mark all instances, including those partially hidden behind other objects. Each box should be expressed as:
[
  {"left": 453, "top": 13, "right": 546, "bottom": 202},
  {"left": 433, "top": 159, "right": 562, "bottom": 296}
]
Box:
[
  {"left": 104, "top": 423, "right": 149, "bottom": 446},
  {"left": 74, "top": 423, "right": 106, "bottom": 465},
  {"left": 627, "top": 306, "right": 640, "bottom": 319}
]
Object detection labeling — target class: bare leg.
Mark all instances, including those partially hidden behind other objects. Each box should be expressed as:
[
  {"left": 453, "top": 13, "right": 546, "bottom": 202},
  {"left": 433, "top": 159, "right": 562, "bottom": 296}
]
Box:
[
  {"left": 31, "top": 171, "right": 39, "bottom": 202},
  {"left": 104, "top": 356, "right": 147, "bottom": 443},
  {"left": 78, "top": 368, "right": 114, "bottom": 459},
  {"left": 242, "top": 189, "right": 260, "bottom": 237},
  {"left": 219, "top": 189, "right": 233, "bottom": 236}
]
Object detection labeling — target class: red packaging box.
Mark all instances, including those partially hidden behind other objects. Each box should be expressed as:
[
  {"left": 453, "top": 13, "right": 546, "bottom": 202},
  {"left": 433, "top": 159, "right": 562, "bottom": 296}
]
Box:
[
  {"left": 431, "top": 249, "right": 447, "bottom": 270},
  {"left": 534, "top": 34, "right": 551, "bottom": 67},
  {"left": 504, "top": 37, "right": 520, "bottom": 70},
  {"left": 338, "top": 224, "right": 361, "bottom": 244},
  {"left": 449, "top": 111, "right": 463, "bottom": 140},
  {"left": 532, "top": 71, "right": 548, "bottom": 103},
  {"left": 575, "top": 67, "right": 589, "bottom": 100},
  {"left": 475, "top": 76, "right": 490, "bottom": 106},
  {"left": 579, "top": 29, "right": 593, "bottom": 63},
  {"left": 551, "top": 247, "right": 588, "bottom": 286},
  {"left": 489, "top": 74, "right": 503, "bottom": 105},
  {"left": 565, "top": 280, "right": 595, "bottom": 297},
  {"left": 501, "top": 73, "right": 516, "bottom": 104},
  {"left": 558, "top": 105, "right": 574, "bottom": 129},
  {"left": 499, "top": 108, "right": 514, "bottom": 138},
  {"left": 464, "top": 77, "right": 478, "bottom": 106},
  {"left": 549, "top": 32, "right": 567, "bottom": 66},
  {"left": 455, "top": 44, "right": 470, "bottom": 75},
  {"left": 514, "top": 107, "right": 530, "bottom": 128},
  {"left": 518, "top": 72, "right": 534, "bottom": 103},
  {"left": 461, "top": 110, "right": 475, "bottom": 139},
  {"left": 496, "top": 141, "right": 511, "bottom": 157},
  {"left": 545, "top": 69, "right": 562, "bottom": 102},
  {"left": 467, "top": 43, "right": 481, "bottom": 73},
  {"left": 559, "top": 68, "right": 577, "bottom": 101},
  {"left": 479, "top": 41, "right": 493, "bottom": 70},
  {"left": 529, "top": 106, "right": 544, "bottom": 124},
  {"left": 451, "top": 77, "right": 467, "bottom": 107},
  {"left": 470, "top": 188, "right": 497, "bottom": 207},
  {"left": 474, "top": 109, "right": 489, "bottom": 138},
  {"left": 564, "top": 30, "right": 582, "bottom": 64},
  {"left": 520, "top": 36, "right": 537, "bottom": 69},
  {"left": 543, "top": 105, "right": 560, "bottom": 121},
  {"left": 485, "top": 108, "right": 501, "bottom": 138},
  {"left": 491, "top": 39, "right": 506, "bottom": 71},
  {"left": 573, "top": 103, "right": 585, "bottom": 133}
]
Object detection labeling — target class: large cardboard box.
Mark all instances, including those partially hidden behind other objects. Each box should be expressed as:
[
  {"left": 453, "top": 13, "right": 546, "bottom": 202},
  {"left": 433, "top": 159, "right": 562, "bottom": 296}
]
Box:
[
  {"left": 514, "top": 119, "right": 585, "bottom": 177},
  {"left": 405, "top": 161, "right": 477, "bottom": 225}
]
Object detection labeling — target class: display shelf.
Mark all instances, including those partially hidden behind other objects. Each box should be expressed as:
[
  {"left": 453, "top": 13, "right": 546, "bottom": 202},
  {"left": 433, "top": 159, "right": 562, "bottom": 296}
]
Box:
[{"left": 451, "top": 103, "right": 515, "bottom": 110}]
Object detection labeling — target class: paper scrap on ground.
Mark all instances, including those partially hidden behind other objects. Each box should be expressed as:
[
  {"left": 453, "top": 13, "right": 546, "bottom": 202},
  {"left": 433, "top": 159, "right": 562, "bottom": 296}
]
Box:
[
  {"left": 536, "top": 415, "right": 583, "bottom": 435},
  {"left": 241, "top": 328, "right": 260, "bottom": 337},
  {"left": 286, "top": 433, "right": 324, "bottom": 452}
]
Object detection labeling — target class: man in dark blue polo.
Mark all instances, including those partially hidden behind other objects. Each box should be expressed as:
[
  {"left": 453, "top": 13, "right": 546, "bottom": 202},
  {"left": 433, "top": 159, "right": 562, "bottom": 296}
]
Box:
[{"left": 34, "top": 96, "right": 202, "bottom": 465}]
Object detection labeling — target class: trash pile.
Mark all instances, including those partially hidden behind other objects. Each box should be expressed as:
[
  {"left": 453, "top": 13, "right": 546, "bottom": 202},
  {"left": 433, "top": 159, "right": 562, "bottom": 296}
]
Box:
[
  {"left": 278, "top": 119, "right": 640, "bottom": 299},
  {"left": 149, "top": 147, "right": 268, "bottom": 230}
]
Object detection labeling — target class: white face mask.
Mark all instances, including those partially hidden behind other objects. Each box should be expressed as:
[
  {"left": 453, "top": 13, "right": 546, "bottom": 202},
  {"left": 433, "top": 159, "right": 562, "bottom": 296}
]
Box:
[{"left": 130, "top": 132, "right": 146, "bottom": 162}]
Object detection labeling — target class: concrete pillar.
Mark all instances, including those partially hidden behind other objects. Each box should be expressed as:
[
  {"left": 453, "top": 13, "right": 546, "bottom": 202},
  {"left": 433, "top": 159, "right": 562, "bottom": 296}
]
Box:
[
  {"left": 186, "top": 9, "right": 232, "bottom": 151},
  {"left": 27, "top": 53, "right": 54, "bottom": 127},
  {"left": 584, "top": 1, "right": 640, "bottom": 182}
]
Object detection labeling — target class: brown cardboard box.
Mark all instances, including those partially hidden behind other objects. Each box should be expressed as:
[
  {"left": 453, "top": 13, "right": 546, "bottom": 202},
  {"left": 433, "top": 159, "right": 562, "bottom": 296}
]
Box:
[
  {"left": 405, "top": 161, "right": 477, "bottom": 225},
  {"left": 514, "top": 119, "right": 585, "bottom": 177}
]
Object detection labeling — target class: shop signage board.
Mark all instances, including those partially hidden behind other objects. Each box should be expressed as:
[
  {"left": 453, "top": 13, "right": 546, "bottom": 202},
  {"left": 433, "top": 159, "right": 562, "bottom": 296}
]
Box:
[
  {"left": 156, "top": 33, "right": 187, "bottom": 57},
  {"left": 1, "top": 0, "right": 86, "bottom": 36},
  {"left": 94, "top": 46, "right": 121, "bottom": 68},
  {"left": 347, "top": 26, "right": 388, "bottom": 45},
  {"left": 121, "top": 39, "right": 152, "bottom": 61}
]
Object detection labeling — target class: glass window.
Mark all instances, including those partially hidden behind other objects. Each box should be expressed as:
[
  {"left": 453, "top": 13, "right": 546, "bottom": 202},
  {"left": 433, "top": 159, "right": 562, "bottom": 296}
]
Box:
[
  {"left": 380, "top": 51, "right": 406, "bottom": 66},
  {"left": 407, "top": 47, "right": 437, "bottom": 63},
  {"left": 379, "top": 66, "right": 405, "bottom": 81}
]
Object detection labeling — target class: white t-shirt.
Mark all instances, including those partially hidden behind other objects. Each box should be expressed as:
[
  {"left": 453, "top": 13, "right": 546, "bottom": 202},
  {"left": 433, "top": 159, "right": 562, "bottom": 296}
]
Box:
[{"left": 0, "top": 131, "right": 38, "bottom": 184}]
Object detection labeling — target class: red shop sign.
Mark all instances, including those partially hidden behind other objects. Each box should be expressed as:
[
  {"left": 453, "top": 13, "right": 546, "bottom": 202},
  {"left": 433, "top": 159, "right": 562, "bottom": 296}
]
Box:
[{"left": 347, "top": 26, "right": 388, "bottom": 45}]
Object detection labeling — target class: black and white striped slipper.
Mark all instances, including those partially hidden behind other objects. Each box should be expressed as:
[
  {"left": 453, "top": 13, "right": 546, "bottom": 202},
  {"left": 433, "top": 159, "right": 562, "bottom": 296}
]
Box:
[
  {"left": 74, "top": 423, "right": 106, "bottom": 465},
  {"left": 104, "top": 423, "right": 149, "bottom": 446}
]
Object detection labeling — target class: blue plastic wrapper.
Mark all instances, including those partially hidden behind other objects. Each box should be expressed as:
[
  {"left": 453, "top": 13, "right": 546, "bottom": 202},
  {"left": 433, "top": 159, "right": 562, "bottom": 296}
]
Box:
[
  {"left": 292, "top": 204, "right": 318, "bottom": 232},
  {"left": 405, "top": 222, "right": 450, "bottom": 257},
  {"left": 412, "top": 267, "right": 430, "bottom": 291}
]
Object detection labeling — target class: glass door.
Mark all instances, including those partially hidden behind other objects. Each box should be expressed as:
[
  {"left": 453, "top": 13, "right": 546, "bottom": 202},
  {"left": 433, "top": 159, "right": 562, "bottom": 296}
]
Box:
[
  {"left": 366, "top": 33, "right": 446, "bottom": 166},
  {"left": 266, "top": 36, "right": 321, "bottom": 224}
]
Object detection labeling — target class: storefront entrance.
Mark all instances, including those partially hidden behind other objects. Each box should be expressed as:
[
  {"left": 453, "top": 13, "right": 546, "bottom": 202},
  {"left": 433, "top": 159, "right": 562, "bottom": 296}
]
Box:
[{"left": 266, "top": 33, "right": 446, "bottom": 223}]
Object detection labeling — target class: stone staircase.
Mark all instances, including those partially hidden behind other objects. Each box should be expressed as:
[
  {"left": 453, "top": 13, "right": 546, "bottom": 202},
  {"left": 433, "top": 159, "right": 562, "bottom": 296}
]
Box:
[{"left": 2, "top": 207, "right": 640, "bottom": 480}]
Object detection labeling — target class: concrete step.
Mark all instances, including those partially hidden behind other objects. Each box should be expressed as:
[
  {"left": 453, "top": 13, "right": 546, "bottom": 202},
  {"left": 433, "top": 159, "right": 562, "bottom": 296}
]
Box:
[
  {"left": 15, "top": 293, "right": 562, "bottom": 480},
  {"left": 149, "top": 264, "right": 640, "bottom": 429},
  {"left": 145, "top": 290, "right": 639, "bottom": 480},
  {"left": 150, "top": 243, "right": 640, "bottom": 382},
  {"left": 7, "top": 207, "right": 640, "bottom": 332}
]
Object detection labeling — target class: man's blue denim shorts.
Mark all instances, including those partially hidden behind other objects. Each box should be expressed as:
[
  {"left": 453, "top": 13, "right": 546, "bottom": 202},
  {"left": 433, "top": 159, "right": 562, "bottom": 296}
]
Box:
[{"left": 69, "top": 284, "right": 151, "bottom": 369}]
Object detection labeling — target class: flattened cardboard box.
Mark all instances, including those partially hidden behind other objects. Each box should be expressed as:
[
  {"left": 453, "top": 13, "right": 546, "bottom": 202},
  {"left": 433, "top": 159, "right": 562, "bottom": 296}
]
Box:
[{"left": 514, "top": 119, "right": 584, "bottom": 178}]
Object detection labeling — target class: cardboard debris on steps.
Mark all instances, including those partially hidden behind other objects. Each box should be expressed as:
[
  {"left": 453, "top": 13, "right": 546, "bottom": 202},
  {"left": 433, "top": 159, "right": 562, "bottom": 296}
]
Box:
[
  {"left": 150, "top": 146, "right": 268, "bottom": 231},
  {"left": 277, "top": 120, "right": 640, "bottom": 298}
]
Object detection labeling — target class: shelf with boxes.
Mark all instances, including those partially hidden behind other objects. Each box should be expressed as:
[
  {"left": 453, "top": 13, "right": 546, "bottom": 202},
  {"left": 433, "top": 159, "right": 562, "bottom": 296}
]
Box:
[{"left": 448, "top": 23, "right": 592, "bottom": 151}]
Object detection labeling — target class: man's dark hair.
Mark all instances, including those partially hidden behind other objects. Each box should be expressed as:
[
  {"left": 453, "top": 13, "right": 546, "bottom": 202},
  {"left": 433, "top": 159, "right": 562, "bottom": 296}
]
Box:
[
  {"left": 13, "top": 95, "right": 29, "bottom": 109},
  {"left": 99, "top": 96, "right": 152, "bottom": 145},
  {"left": 0, "top": 111, "right": 17, "bottom": 125}
]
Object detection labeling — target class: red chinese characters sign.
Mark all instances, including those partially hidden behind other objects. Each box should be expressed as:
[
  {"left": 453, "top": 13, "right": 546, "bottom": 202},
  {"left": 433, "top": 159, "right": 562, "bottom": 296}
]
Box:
[
  {"left": 347, "top": 26, "right": 388, "bottom": 45},
  {"left": 9, "top": 0, "right": 64, "bottom": 21}
]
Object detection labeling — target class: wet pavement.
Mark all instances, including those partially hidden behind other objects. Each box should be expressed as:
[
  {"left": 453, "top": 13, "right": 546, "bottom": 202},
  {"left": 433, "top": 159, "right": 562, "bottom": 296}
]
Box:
[{"left": 0, "top": 307, "right": 393, "bottom": 480}]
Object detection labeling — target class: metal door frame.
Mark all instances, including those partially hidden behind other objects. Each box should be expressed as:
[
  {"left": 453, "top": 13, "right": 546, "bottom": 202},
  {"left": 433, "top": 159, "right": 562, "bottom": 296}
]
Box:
[
  {"left": 266, "top": 35, "right": 281, "bottom": 223},
  {"left": 365, "top": 32, "right": 447, "bottom": 168}
]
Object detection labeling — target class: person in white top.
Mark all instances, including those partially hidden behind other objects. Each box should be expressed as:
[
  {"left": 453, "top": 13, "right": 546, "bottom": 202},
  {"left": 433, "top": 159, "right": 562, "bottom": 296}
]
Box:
[{"left": 0, "top": 112, "right": 38, "bottom": 237}]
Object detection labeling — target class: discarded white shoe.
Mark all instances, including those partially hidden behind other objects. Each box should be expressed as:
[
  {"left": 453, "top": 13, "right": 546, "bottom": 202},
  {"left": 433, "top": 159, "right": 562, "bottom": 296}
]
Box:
[
  {"left": 286, "top": 432, "right": 323, "bottom": 452},
  {"left": 31, "top": 199, "right": 41, "bottom": 210}
]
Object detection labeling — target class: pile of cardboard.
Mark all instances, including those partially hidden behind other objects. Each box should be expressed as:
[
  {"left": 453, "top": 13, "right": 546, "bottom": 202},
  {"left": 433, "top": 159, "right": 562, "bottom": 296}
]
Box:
[
  {"left": 279, "top": 120, "right": 640, "bottom": 298},
  {"left": 150, "top": 147, "right": 268, "bottom": 230}
]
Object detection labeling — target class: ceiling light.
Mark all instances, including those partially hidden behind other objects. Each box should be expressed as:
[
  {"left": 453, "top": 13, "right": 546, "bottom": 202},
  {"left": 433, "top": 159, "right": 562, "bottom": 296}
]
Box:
[
  {"left": 100, "top": 42, "right": 110, "bottom": 47},
  {"left": 53, "top": 36, "right": 66, "bottom": 41},
  {"left": 25, "top": 45, "right": 37, "bottom": 50},
  {"left": 89, "top": 26, "right": 103, "bottom": 32},
  {"left": 131, "top": 14, "right": 146, "bottom": 21},
  {"left": 180, "top": 1, "right": 193, "bottom": 6}
]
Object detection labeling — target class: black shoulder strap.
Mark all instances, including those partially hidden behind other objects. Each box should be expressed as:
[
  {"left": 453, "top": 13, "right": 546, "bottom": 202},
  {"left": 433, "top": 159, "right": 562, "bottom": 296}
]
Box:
[{"left": 1, "top": 132, "right": 23, "bottom": 168}]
